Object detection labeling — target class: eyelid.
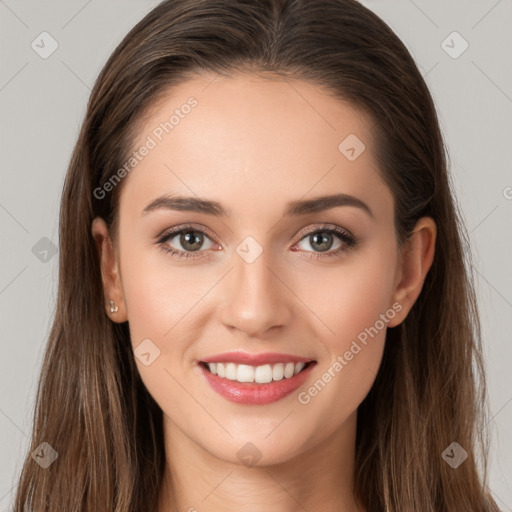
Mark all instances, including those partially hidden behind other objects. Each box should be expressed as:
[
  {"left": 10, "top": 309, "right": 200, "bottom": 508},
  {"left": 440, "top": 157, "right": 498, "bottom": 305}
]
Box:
[
  {"left": 294, "top": 223, "right": 355, "bottom": 242},
  {"left": 156, "top": 223, "right": 218, "bottom": 244}
]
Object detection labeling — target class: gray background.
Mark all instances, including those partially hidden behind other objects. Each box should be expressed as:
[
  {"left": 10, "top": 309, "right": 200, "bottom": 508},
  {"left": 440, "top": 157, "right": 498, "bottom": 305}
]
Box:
[{"left": 0, "top": 0, "right": 511, "bottom": 510}]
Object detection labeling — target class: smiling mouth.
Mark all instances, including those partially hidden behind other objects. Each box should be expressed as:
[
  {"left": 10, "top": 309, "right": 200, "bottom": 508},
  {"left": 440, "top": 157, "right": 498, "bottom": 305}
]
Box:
[{"left": 199, "top": 360, "right": 316, "bottom": 385}]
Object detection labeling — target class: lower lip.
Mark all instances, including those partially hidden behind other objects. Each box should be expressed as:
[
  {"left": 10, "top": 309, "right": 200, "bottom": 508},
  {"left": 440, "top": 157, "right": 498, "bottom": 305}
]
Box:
[{"left": 198, "top": 362, "right": 316, "bottom": 405}]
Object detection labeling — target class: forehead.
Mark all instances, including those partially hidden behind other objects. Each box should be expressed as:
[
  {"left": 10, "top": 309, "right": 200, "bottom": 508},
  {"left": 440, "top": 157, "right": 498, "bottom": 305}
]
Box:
[{"left": 120, "top": 72, "right": 391, "bottom": 223}]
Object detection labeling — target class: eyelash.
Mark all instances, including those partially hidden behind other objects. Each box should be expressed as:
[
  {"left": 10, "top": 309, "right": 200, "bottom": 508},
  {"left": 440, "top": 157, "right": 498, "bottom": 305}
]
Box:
[{"left": 156, "top": 223, "right": 358, "bottom": 261}]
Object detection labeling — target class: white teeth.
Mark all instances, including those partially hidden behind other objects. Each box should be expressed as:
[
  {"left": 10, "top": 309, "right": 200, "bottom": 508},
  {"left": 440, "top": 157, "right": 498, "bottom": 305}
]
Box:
[
  {"left": 272, "top": 363, "right": 284, "bottom": 381},
  {"left": 284, "top": 362, "right": 295, "bottom": 379},
  {"left": 216, "top": 363, "right": 226, "bottom": 378},
  {"left": 237, "top": 364, "right": 254, "bottom": 383},
  {"left": 204, "top": 361, "right": 311, "bottom": 384},
  {"left": 254, "top": 364, "right": 273, "bottom": 383},
  {"left": 225, "top": 363, "right": 238, "bottom": 380}
]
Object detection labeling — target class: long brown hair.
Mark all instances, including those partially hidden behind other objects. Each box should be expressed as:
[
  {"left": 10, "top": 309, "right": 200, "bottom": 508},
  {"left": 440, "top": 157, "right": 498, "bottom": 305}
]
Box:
[{"left": 13, "top": 1, "right": 499, "bottom": 510}]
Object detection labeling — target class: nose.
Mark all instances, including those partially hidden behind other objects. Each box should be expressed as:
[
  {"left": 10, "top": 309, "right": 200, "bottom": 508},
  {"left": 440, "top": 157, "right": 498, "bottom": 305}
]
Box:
[{"left": 218, "top": 248, "right": 292, "bottom": 338}]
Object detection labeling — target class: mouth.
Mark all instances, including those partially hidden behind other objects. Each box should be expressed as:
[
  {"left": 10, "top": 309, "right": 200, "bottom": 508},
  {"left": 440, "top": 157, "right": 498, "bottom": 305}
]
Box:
[
  {"left": 197, "top": 358, "right": 317, "bottom": 405},
  {"left": 199, "top": 360, "right": 316, "bottom": 384}
]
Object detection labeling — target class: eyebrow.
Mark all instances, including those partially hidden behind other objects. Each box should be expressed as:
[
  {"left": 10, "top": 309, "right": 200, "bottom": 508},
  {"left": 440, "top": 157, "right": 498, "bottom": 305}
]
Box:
[{"left": 141, "top": 193, "right": 374, "bottom": 219}]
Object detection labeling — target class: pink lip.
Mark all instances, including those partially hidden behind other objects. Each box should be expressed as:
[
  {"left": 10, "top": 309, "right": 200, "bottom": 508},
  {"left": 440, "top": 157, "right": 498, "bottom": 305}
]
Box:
[
  {"left": 200, "top": 351, "right": 314, "bottom": 366},
  {"left": 198, "top": 361, "right": 317, "bottom": 405}
]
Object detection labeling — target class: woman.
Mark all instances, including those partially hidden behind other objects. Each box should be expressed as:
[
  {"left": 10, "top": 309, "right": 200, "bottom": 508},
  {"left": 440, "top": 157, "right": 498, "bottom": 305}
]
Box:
[{"left": 13, "top": 0, "right": 500, "bottom": 510}]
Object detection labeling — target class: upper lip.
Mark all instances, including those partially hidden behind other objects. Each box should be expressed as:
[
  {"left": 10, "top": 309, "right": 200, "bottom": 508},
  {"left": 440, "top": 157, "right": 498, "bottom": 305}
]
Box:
[{"left": 200, "top": 351, "right": 315, "bottom": 366}]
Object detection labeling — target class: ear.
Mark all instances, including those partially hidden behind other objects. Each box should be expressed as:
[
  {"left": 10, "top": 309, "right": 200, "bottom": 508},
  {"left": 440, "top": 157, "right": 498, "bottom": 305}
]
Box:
[
  {"left": 91, "top": 217, "right": 128, "bottom": 323},
  {"left": 387, "top": 217, "right": 436, "bottom": 327}
]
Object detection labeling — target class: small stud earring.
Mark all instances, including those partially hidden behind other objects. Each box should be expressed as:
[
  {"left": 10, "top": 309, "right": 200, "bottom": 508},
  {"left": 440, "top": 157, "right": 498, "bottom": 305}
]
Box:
[{"left": 109, "top": 299, "right": 118, "bottom": 313}]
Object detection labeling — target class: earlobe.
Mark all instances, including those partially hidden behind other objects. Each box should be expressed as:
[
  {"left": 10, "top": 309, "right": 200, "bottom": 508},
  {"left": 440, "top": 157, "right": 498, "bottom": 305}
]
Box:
[
  {"left": 387, "top": 217, "right": 436, "bottom": 327},
  {"left": 91, "top": 217, "right": 128, "bottom": 323}
]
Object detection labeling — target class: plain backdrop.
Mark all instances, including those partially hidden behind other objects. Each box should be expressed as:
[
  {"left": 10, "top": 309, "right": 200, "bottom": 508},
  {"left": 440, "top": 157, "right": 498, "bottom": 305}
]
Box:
[{"left": 1, "top": 1, "right": 511, "bottom": 510}]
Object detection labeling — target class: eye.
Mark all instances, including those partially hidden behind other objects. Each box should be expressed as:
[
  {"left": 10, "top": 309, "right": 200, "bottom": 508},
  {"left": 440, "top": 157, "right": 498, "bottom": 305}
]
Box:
[
  {"left": 292, "top": 224, "right": 357, "bottom": 259},
  {"left": 157, "top": 224, "right": 218, "bottom": 260},
  {"left": 156, "top": 223, "right": 358, "bottom": 261}
]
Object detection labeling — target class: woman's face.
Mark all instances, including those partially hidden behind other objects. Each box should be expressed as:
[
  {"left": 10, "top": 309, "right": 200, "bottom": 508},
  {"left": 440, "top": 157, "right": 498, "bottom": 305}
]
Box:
[{"left": 106, "top": 72, "right": 407, "bottom": 465}]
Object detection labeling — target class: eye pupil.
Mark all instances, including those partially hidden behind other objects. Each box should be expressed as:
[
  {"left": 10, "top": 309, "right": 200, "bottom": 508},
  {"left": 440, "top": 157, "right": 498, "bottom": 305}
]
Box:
[
  {"left": 310, "top": 232, "right": 333, "bottom": 252},
  {"left": 181, "top": 231, "right": 203, "bottom": 251}
]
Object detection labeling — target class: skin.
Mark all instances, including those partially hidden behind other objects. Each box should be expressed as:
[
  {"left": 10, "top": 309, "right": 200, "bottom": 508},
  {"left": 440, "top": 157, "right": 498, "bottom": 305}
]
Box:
[{"left": 92, "top": 72, "right": 436, "bottom": 512}]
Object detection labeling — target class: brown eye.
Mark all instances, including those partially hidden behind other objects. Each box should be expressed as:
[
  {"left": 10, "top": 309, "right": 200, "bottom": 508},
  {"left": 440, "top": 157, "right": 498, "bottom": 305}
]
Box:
[
  {"left": 306, "top": 231, "right": 336, "bottom": 252},
  {"left": 158, "top": 225, "right": 217, "bottom": 259},
  {"left": 176, "top": 230, "right": 205, "bottom": 252},
  {"left": 294, "top": 226, "right": 356, "bottom": 257}
]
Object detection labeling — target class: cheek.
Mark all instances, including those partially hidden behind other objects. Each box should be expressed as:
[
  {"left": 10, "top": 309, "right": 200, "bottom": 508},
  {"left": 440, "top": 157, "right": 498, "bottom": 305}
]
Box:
[
  {"left": 118, "top": 242, "right": 210, "bottom": 393},
  {"left": 292, "top": 238, "right": 397, "bottom": 413},
  {"left": 121, "top": 270, "right": 173, "bottom": 347},
  {"left": 296, "top": 235, "right": 398, "bottom": 344},
  {"left": 119, "top": 236, "right": 196, "bottom": 346},
  {"left": 120, "top": 252, "right": 200, "bottom": 429}
]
